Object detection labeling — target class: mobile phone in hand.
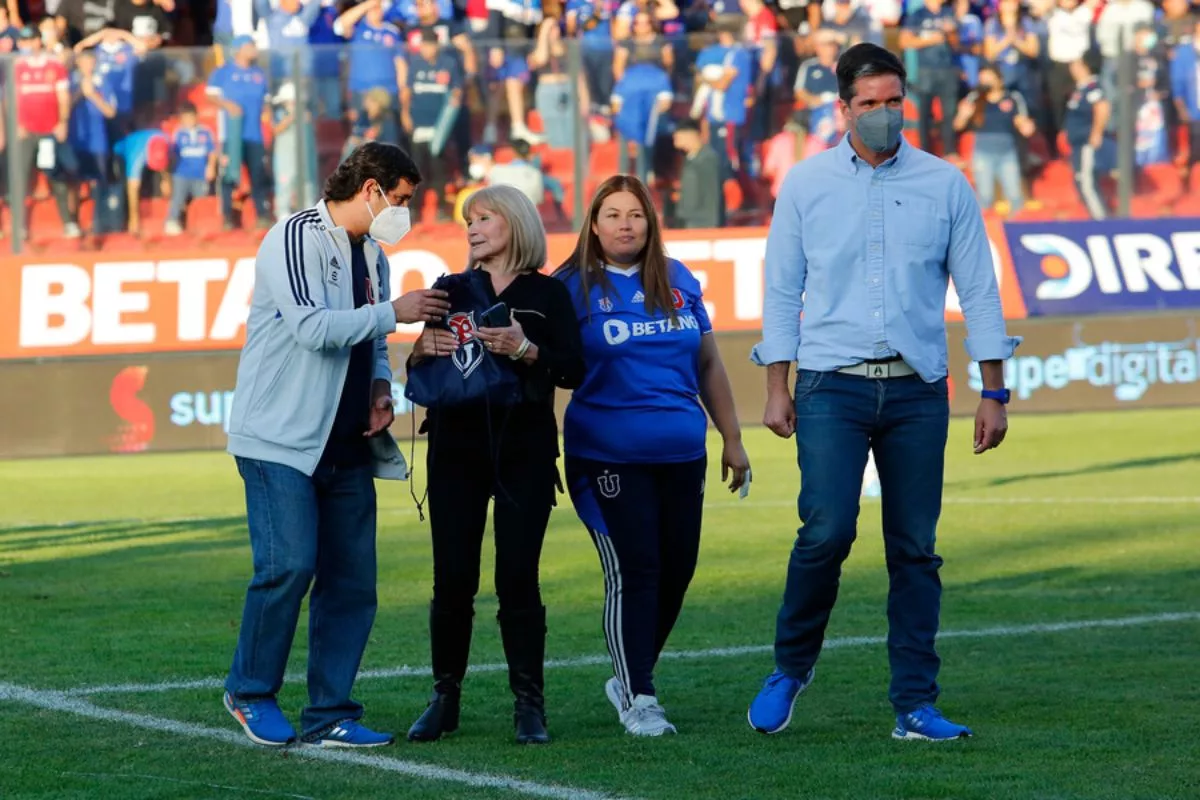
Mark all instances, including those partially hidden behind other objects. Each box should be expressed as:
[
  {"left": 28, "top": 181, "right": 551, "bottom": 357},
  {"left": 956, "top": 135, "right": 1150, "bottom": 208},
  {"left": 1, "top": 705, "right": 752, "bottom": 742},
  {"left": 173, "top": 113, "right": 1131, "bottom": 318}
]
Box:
[
  {"left": 479, "top": 302, "right": 509, "bottom": 328},
  {"left": 739, "top": 469, "right": 752, "bottom": 500}
]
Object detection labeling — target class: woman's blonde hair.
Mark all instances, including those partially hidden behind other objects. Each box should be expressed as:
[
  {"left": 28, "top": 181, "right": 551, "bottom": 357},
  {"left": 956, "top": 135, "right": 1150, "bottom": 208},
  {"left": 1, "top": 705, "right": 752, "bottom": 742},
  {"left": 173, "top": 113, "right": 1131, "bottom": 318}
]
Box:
[
  {"left": 463, "top": 184, "right": 548, "bottom": 274},
  {"left": 364, "top": 87, "right": 391, "bottom": 111}
]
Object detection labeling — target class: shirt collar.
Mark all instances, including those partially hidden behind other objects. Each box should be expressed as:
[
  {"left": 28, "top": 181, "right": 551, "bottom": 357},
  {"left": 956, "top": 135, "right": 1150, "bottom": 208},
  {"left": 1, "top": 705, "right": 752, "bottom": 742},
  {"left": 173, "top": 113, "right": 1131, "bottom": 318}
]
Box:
[
  {"left": 603, "top": 262, "right": 640, "bottom": 276},
  {"left": 837, "top": 131, "right": 906, "bottom": 173}
]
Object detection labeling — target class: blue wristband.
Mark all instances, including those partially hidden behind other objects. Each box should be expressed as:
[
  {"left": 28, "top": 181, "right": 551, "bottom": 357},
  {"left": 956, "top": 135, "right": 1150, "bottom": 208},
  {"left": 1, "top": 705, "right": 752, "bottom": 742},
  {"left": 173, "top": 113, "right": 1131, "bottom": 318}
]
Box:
[{"left": 981, "top": 388, "right": 1011, "bottom": 405}]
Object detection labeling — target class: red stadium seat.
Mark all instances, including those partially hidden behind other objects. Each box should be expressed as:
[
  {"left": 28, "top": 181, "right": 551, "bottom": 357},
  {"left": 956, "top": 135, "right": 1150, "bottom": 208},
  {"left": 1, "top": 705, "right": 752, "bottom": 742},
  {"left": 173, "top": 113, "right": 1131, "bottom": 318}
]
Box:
[
  {"left": 1171, "top": 190, "right": 1200, "bottom": 216},
  {"left": 1134, "top": 163, "right": 1185, "bottom": 208},
  {"left": 1009, "top": 205, "right": 1058, "bottom": 221},
  {"left": 1175, "top": 123, "right": 1190, "bottom": 165},
  {"left": 723, "top": 179, "right": 744, "bottom": 214},
  {"left": 588, "top": 141, "right": 619, "bottom": 177},
  {"left": 958, "top": 132, "right": 974, "bottom": 162}
]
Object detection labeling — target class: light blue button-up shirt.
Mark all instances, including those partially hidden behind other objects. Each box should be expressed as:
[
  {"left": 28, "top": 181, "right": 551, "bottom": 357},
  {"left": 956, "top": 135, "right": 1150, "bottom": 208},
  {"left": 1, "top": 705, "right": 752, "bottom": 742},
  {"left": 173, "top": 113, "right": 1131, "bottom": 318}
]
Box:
[{"left": 751, "top": 134, "right": 1021, "bottom": 382}]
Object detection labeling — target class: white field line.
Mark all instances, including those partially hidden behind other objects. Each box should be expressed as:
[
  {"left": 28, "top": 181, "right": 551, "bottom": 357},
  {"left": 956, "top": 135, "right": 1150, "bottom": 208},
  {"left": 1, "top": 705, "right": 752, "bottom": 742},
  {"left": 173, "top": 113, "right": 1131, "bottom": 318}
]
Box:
[
  {"left": 6, "top": 495, "right": 1199, "bottom": 532},
  {"left": 727, "top": 496, "right": 1200, "bottom": 508},
  {"left": 0, "top": 683, "right": 632, "bottom": 800},
  {"left": 60, "top": 611, "right": 1200, "bottom": 699},
  {"left": 59, "top": 771, "right": 316, "bottom": 799}
]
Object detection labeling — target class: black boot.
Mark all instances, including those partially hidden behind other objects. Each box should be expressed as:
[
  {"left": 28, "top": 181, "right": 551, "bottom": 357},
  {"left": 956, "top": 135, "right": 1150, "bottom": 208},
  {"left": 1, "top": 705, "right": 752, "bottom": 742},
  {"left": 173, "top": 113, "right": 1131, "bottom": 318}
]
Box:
[
  {"left": 407, "top": 601, "right": 473, "bottom": 742},
  {"left": 498, "top": 605, "right": 550, "bottom": 745}
]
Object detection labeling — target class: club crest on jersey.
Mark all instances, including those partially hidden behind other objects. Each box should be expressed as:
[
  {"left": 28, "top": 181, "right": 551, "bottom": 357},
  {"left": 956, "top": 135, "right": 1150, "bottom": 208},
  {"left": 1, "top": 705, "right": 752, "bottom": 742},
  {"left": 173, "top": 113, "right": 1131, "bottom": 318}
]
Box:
[
  {"left": 671, "top": 288, "right": 685, "bottom": 309},
  {"left": 598, "top": 296, "right": 614, "bottom": 313},
  {"left": 447, "top": 312, "right": 484, "bottom": 378},
  {"left": 598, "top": 470, "right": 621, "bottom": 499}
]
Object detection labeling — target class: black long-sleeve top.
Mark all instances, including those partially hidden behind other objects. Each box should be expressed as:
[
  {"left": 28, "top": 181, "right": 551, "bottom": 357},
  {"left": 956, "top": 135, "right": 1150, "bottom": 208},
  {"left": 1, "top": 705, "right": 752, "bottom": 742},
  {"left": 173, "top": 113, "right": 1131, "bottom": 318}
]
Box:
[{"left": 414, "top": 271, "right": 585, "bottom": 462}]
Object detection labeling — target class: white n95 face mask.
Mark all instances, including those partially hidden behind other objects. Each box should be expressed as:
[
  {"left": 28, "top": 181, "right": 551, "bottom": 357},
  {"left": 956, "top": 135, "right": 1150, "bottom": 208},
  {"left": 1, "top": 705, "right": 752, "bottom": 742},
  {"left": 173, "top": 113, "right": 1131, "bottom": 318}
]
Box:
[{"left": 367, "top": 191, "right": 412, "bottom": 246}]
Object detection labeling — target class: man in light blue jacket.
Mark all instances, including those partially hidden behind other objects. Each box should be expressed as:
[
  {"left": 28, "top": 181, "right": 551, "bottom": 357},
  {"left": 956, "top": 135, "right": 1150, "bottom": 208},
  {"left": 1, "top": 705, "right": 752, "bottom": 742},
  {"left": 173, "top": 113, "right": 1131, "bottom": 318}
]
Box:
[{"left": 223, "top": 142, "right": 450, "bottom": 749}]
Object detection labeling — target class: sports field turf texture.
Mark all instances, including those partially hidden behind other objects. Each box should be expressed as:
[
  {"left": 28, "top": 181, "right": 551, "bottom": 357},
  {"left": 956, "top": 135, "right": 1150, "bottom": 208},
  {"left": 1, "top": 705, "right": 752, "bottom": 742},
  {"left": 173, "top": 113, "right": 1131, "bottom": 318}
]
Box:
[{"left": 1, "top": 407, "right": 1197, "bottom": 800}]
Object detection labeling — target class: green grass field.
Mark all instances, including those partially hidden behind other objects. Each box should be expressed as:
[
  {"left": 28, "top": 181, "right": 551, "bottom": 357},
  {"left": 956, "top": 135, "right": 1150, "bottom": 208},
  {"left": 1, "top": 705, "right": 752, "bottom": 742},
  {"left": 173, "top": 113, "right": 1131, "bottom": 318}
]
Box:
[{"left": 2, "top": 408, "right": 1198, "bottom": 800}]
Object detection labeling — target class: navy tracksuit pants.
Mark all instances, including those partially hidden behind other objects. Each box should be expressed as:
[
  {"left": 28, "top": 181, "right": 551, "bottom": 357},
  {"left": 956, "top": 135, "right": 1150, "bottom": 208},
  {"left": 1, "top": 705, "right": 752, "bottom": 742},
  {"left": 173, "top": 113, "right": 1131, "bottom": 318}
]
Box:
[{"left": 566, "top": 455, "right": 706, "bottom": 706}]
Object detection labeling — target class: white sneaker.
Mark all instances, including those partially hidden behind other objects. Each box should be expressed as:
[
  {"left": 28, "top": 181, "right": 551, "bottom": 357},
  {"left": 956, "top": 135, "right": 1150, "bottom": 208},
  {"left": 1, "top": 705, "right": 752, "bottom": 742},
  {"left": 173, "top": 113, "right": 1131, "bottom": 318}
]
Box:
[
  {"left": 510, "top": 123, "right": 545, "bottom": 145},
  {"left": 604, "top": 677, "right": 626, "bottom": 716},
  {"left": 620, "top": 694, "right": 677, "bottom": 737},
  {"left": 163, "top": 220, "right": 183, "bottom": 236}
]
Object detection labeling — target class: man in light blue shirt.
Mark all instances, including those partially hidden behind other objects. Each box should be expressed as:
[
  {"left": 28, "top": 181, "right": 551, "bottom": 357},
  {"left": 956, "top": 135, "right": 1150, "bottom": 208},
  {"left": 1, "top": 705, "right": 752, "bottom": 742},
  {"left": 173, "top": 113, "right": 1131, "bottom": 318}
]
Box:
[{"left": 746, "top": 43, "right": 1020, "bottom": 743}]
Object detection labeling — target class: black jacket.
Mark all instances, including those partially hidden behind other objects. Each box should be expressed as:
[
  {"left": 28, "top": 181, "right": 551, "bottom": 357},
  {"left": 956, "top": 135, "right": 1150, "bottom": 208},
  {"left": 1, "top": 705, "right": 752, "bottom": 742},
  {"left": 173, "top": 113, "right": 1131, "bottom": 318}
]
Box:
[{"left": 413, "top": 270, "right": 585, "bottom": 463}]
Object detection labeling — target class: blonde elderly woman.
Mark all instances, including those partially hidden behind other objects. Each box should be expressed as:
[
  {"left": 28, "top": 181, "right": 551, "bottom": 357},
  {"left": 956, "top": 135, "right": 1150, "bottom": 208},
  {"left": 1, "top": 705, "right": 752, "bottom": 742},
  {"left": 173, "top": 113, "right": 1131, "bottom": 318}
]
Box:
[{"left": 405, "top": 185, "right": 585, "bottom": 746}]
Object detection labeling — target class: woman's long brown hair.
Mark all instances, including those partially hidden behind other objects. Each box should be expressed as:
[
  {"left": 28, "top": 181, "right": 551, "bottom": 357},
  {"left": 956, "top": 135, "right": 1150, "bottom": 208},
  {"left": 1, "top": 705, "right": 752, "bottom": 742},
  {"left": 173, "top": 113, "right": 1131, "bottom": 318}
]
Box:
[
  {"left": 554, "top": 174, "right": 675, "bottom": 321},
  {"left": 972, "top": 66, "right": 1001, "bottom": 131}
]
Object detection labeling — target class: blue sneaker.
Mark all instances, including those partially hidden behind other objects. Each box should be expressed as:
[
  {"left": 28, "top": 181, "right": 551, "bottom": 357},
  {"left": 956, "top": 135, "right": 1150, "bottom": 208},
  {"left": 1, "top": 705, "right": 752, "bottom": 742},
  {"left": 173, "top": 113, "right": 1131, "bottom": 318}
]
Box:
[
  {"left": 223, "top": 691, "right": 296, "bottom": 747},
  {"left": 304, "top": 719, "right": 395, "bottom": 748},
  {"left": 892, "top": 705, "right": 973, "bottom": 741},
  {"left": 747, "top": 667, "right": 815, "bottom": 734}
]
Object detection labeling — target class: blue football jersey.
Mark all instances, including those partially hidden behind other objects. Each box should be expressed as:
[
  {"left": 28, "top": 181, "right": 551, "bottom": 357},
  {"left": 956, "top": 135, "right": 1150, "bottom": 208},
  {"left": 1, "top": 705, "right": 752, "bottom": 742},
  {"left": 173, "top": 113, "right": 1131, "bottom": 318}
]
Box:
[{"left": 559, "top": 259, "right": 713, "bottom": 464}]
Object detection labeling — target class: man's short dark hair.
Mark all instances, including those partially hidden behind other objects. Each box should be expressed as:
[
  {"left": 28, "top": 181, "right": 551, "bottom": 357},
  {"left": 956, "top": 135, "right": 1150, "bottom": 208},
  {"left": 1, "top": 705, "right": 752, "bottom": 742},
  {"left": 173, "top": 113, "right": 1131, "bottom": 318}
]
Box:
[
  {"left": 1080, "top": 48, "right": 1103, "bottom": 77},
  {"left": 180, "top": 101, "right": 197, "bottom": 115},
  {"left": 674, "top": 118, "right": 701, "bottom": 134},
  {"left": 324, "top": 141, "right": 422, "bottom": 202},
  {"left": 836, "top": 43, "right": 907, "bottom": 104}
]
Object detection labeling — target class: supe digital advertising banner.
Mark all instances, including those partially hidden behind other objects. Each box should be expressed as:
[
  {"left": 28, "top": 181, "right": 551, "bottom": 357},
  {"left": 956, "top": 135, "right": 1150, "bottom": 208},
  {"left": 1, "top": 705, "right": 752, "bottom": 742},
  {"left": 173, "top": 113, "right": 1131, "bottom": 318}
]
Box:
[
  {"left": 1005, "top": 217, "right": 1200, "bottom": 317},
  {"left": 947, "top": 311, "right": 1199, "bottom": 414},
  {"left": 0, "top": 220, "right": 1026, "bottom": 360},
  {"left": 0, "top": 335, "right": 779, "bottom": 460},
  {"left": 2, "top": 318, "right": 1195, "bottom": 460},
  {"left": 0, "top": 349, "right": 426, "bottom": 459}
]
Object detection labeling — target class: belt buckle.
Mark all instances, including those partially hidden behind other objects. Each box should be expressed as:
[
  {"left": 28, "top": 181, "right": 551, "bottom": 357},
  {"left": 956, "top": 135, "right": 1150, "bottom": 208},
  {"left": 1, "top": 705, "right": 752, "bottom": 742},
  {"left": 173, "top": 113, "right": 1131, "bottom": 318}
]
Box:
[{"left": 867, "top": 362, "right": 892, "bottom": 379}]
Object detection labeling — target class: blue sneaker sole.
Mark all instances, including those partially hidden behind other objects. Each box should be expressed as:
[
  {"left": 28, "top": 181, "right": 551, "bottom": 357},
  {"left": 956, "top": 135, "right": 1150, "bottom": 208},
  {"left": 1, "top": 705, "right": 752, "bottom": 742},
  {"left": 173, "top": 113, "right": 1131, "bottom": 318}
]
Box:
[
  {"left": 305, "top": 737, "right": 395, "bottom": 749},
  {"left": 223, "top": 693, "right": 296, "bottom": 748},
  {"left": 891, "top": 728, "right": 973, "bottom": 741},
  {"left": 747, "top": 702, "right": 796, "bottom": 735},
  {"left": 747, "top": 668, "right": 814, "bottom": 735}
]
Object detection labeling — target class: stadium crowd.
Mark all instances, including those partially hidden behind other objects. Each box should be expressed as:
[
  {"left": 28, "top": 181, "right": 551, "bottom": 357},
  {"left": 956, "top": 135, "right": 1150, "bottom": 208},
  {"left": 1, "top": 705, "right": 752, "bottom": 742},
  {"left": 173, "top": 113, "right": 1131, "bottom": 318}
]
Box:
[{"left": 3, "top": 0, "right": 1200, "bottom": 245}]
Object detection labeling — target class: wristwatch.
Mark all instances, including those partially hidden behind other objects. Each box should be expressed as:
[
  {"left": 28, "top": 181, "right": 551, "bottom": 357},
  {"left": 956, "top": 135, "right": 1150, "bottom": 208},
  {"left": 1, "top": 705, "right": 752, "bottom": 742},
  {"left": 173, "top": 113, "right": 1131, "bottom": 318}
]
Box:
[{"left": 981, "top": 388, "right": 1011, "bottom": 405}]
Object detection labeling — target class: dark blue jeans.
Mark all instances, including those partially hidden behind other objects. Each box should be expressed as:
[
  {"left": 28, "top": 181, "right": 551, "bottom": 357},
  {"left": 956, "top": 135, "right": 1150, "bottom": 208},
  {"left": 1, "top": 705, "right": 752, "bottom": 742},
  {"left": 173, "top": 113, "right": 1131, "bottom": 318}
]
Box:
[
  {"left": 226, "top": 456, "right": 379, "bottom": 736},
  {"left": 774, "top": 370, "right": 950, "bottom": 714},
  {"left": 220, "top": 137, "right": 271, "bottom": 226}
]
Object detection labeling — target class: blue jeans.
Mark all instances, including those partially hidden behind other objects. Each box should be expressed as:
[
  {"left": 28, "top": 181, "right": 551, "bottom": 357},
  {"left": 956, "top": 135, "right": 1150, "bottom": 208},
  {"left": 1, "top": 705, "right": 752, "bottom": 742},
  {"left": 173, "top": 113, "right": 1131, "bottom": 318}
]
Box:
[
  {"left": 972, "top": 148, "right": 1023, "bottom": 213},
  {"left": 774, "top": 370, "right": 950, "bottom": 713},
  {"left": 220, "top": 138, "right": 270, "bottom": 226},
  {"left": 534, "top": 77, "right": 574, "bottom": 150},
  {"left": 167, "top": 177, "right": 209, "bottom": 224},
  {"left": 226, "top": 456, "right": 379, "bottom": 736}
]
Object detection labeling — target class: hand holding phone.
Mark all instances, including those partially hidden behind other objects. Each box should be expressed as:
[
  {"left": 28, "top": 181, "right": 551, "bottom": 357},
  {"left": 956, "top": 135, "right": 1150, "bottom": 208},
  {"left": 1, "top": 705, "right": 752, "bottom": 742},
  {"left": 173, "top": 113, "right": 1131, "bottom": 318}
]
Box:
[
  {"left": 739, "top": 468, "right": 752, "bottom": 500},
  {"left": 479, "top": 301, "right": 510, "bottom": 329}
]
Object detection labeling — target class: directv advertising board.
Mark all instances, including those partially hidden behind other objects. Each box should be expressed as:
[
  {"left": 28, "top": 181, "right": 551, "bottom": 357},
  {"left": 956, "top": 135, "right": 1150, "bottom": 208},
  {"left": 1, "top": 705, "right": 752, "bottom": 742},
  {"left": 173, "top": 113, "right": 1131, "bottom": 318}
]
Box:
[
  {"left": 1005, "top": 218, "right": 1200, "bottom": 316},
  {"left": 947, "top": 312, "right": 1200, "bottom": 413}
]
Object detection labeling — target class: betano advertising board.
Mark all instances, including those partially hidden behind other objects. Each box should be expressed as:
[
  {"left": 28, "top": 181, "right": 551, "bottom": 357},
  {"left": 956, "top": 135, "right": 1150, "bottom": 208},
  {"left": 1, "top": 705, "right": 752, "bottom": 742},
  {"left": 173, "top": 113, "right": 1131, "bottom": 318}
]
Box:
[
  {"left": 0, "top": 221, "right": 1027, "bottom": 360},
  {"left": 1, "top": 316, "right": 1196, "bottom": 460}
]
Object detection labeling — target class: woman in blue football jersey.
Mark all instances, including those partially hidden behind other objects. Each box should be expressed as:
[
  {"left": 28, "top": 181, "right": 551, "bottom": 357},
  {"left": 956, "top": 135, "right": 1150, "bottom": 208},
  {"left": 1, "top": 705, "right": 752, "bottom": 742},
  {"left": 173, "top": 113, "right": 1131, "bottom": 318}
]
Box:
[{"left": 555, "top": 175, "right": 750, "bottom": 737}]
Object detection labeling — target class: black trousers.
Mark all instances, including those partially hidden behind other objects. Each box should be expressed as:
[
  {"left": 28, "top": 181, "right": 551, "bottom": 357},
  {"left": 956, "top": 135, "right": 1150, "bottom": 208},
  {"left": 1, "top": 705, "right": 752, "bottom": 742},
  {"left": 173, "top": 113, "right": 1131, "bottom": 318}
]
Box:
[
  {"left": 1188, "top": 122, "right": 1200, "bottom": 166},
  {"left": 565, "top": 455, "right": 706, "bottom": 702},
  {"left": 12, "top": 136, "right": 76, "bottom": 229},
  {"left": 426, "top": 437, "right": 556, "bottom": 617},
  {"left": 1046, "top": 61, "right": 1076, "bottom": 155},
  {"left": 411, "top": 140, "right": 449, "bottom": 222},
  {"left": 915, "top": 70, "right": 960, "bottom": 156}
]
